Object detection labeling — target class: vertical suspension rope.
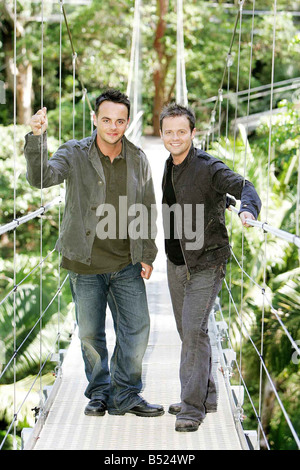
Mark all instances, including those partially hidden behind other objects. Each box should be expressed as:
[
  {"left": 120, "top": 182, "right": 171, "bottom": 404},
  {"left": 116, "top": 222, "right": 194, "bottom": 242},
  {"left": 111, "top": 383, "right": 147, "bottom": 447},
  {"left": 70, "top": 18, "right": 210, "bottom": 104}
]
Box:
[
  {"left": 297, "top": 148, "right": 300, "bottom": 261},
  {"left": 133, "top": 0, "right": 141, "bottom": 119},
  {"left": 90, "top": 109, "right": 94, "bottom": 135},
  {"left": 225, "top": 54, "right": 233, "bottom": 164},
  {"left": 72, "top": 52, "right": 77, "bottom": 140},
  {"left": 233, "top": 0, "right": 244, "bottom": 397},
  {"left": 238, "top": 0, "right": 256, "bottom": 414},
  {"left": 82, "top": 88, "right": 86, "bottom": 139},
  {"left": 242, "top": 0, "right": 257, "bottom": 432},
  {"left": 59, "top": 1, "right": 62, "bottom": 147},
  {"left": 226, "top": 53, "right": 233, "bottom": 336},
  {"left": 57, "top": 0, "right": 64, "bottom": 372},
  {"left": 12, "top": 0, "right": 17, "bottom": 451},
  {"left": 39, "top": 0, "right": 44, "bottom": 413},
  {"left": 233, "top": 0, "right": 244, "bottom": 172},
  {"left": 217, "top": 88, "right": 223, "bottom": 159}
]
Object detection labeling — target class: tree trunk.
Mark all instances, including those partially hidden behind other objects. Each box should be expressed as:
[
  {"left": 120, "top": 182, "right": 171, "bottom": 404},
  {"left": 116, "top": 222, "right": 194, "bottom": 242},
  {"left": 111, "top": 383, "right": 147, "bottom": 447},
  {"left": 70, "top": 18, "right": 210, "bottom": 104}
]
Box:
[
  {"left": 16, "top": 61, "right": 33, "bottom": 125},
  {"left": 1, "top": 3, "right": 33, "bottom": 124}
]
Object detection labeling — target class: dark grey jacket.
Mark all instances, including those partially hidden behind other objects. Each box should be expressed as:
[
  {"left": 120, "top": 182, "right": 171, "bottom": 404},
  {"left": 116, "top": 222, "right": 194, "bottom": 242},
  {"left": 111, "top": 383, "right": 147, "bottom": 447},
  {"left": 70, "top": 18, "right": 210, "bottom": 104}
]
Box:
[
  {"left": 24, "top": 130, "right": 157, "bottom": 266},
  {"left": 162, "top": 145, "right": 261, "bottom": 273}
]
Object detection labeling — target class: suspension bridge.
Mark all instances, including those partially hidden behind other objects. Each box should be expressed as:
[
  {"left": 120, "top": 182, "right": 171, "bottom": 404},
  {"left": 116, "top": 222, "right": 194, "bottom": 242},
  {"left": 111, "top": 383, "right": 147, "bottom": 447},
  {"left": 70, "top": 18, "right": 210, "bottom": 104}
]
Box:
[{"left": 0, "top": 0, "right": 300, "bottom": 452}]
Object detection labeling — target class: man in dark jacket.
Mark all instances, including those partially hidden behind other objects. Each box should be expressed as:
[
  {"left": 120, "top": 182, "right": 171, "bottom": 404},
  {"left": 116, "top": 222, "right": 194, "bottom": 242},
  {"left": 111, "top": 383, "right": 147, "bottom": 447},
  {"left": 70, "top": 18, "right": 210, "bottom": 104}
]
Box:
[{"left": 159, "top": 103, "right": 261, "bottom": 432}]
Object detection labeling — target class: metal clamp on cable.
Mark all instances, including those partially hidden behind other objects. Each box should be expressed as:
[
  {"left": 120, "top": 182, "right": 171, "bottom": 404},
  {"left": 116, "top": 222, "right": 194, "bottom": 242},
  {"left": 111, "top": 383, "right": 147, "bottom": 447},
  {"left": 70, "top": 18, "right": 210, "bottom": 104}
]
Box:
[
  {"left": 227, "top": 53, "right": 233, "bottom": 68},
  {"left": 12, "top": 218, "right": 20, "bottom": 231},
  {"left": 238, "top": 0, "right": 245, "bottom": 11}
]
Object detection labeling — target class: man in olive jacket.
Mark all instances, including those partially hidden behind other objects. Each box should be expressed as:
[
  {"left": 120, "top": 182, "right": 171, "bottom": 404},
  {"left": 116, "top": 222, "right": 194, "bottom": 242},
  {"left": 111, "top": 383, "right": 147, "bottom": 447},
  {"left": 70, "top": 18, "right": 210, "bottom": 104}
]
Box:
[
  {"left": 160, "top": 103, "right": 261, "bottom": 432},
  {"left": 24, "top": 89, "right": 163, "bottom": 418}
]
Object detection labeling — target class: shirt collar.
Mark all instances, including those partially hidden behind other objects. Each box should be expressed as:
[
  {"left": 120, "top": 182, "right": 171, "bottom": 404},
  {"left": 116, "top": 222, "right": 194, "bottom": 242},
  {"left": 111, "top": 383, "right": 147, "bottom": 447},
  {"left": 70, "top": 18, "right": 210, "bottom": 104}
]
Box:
[{"left": 95, "top": 138, "right": 125, "bottom": 160}]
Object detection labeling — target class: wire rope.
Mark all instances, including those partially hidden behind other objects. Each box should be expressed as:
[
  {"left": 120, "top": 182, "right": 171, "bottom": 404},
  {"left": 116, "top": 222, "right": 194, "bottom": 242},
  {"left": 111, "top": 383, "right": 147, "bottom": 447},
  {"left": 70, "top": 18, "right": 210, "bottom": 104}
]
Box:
[
  {"left": 12, "top": 0, "right": 17, "bottom": 451},
  {"left": 297, "top": 147, "right": 300, "bottom": 260},
  {"left": 57, "top": 0, "right": 64, "bottom": 376},
  {"left": 38, "top": 0, "right": 45, "bottom": 422},
  {"left": 234, "top": 0, "right": 245, "bottom": 405}
]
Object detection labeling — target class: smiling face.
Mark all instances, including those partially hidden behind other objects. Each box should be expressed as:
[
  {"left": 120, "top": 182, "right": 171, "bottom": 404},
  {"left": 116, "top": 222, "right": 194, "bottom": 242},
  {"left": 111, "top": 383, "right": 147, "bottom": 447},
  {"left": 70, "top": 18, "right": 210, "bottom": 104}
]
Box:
[
  {"left": 160, "top": 115, "right": 196, "bottom": 164},
  {"left": 93, "top": 100, "right": 129, "bottom": 147}
]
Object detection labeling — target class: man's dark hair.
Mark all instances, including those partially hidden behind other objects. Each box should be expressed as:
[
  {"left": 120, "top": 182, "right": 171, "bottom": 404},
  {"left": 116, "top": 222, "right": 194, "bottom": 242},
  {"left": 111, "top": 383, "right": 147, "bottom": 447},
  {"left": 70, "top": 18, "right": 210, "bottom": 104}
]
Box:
[
  {"left": 159, "top": 103, "right": 196, "bottom": 132},
  {"left": 95, "top": 89, "right": 130, "bottom": 118}
]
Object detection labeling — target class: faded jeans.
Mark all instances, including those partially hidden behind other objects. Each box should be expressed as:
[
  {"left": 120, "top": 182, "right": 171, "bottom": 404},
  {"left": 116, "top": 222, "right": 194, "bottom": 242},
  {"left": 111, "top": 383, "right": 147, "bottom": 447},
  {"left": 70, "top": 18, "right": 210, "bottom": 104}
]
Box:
[
  {"left": 167, "top": 259, "right": 226, "bottom": 423},
  {"left": 69, "top": 262, "right": 150, "bottom": 412}
]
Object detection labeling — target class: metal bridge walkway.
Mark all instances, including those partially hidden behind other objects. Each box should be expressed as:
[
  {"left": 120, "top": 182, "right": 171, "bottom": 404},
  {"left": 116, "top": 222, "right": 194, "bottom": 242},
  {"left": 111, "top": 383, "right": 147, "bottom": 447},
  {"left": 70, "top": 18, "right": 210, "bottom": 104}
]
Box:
[
  {"left": 24, "top": 138, "right": 249, "bottom": 451},
  {"left": 26, "top": 273, "right": 245, "bottom": 451}
]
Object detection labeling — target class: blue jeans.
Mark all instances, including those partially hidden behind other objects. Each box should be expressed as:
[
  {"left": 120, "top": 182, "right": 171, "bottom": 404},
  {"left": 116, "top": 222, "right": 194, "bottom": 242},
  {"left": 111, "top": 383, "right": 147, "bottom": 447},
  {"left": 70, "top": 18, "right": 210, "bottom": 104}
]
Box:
[
  {"left": 167, "top": 259, "right": 226, "bottom": 423},
  {"left": 69, "top": 262, "right": 150, "bottom": 412}
]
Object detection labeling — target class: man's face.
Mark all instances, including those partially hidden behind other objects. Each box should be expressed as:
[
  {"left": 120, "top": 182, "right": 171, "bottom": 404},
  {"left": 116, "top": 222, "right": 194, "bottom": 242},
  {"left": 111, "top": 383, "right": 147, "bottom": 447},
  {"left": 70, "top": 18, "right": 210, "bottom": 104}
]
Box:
[
  {"left": 93, "top": 101, "right": 129, "bottom": 146},
  {"left": 160, "top": 115, "right": 195, "bottom": 161}
]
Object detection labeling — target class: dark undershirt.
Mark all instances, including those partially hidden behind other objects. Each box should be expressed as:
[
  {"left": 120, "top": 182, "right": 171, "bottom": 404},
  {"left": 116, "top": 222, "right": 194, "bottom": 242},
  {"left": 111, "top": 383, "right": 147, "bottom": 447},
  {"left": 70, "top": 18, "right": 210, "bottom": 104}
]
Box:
[{"left": 163, "top": 162, "right": 185, "bottom": 266}]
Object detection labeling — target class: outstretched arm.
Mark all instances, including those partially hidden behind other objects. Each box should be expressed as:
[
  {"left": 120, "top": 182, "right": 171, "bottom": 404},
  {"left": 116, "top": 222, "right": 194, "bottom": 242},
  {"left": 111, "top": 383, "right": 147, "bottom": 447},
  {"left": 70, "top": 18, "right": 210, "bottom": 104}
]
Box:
[{"left": 210, "top": 160, "right": 262, "bottom": 228}]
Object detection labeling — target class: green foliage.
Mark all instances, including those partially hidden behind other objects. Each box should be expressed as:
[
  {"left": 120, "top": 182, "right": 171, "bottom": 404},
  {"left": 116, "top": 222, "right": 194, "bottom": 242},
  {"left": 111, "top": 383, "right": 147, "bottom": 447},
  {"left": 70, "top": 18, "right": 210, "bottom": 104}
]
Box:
[
  {"left": 0, "top": 125, "right": 62, "bottom": 256},
  {"left": 0, "top": 254, "right": 74, "bottom": 382},
  {"left": 211, "top": 102, "right": 300, "bottom": 450}
]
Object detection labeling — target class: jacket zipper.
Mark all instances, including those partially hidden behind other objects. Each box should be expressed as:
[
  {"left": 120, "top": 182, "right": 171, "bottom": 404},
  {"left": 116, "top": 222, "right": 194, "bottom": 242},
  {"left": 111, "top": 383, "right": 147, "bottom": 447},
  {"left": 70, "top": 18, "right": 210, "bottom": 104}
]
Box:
[{"left": 171, "top": 167, "right": 191, "bottom": 280}]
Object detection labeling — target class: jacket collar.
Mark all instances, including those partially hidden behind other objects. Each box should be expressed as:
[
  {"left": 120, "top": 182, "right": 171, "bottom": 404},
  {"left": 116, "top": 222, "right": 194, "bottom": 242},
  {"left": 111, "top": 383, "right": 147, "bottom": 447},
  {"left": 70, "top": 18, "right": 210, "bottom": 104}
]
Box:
[{"left": 166, "top": 142, "right": 195, "bottom": 169}]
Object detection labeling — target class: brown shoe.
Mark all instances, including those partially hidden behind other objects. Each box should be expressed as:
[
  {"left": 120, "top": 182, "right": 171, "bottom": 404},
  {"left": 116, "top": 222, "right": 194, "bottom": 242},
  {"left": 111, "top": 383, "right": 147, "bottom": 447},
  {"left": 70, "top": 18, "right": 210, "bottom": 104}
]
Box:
[{"left": 175, "top": 419, "right": 201, "bottom": 432}]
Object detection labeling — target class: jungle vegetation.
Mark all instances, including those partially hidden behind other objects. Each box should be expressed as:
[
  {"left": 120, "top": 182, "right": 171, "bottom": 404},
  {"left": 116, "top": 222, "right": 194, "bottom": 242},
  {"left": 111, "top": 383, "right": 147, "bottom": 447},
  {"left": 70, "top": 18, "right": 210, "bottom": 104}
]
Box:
[{"left": 0, "top": 0, "right": 299, "bottom": 450}]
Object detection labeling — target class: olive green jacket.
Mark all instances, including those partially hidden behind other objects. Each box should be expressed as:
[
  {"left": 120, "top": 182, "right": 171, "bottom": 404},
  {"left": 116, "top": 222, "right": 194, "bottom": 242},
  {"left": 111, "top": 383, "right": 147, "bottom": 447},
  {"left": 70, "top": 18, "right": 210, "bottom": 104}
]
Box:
[{"left": 24, "top": 130, "right": 157, "bottom": 266}]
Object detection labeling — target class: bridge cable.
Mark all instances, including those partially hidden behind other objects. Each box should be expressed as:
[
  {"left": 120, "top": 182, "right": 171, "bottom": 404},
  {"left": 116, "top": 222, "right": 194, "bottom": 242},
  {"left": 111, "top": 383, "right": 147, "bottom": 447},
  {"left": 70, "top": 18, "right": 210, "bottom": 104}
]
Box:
[{"left": 12, "top": 0, "right": 17, "bottom": 451}]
